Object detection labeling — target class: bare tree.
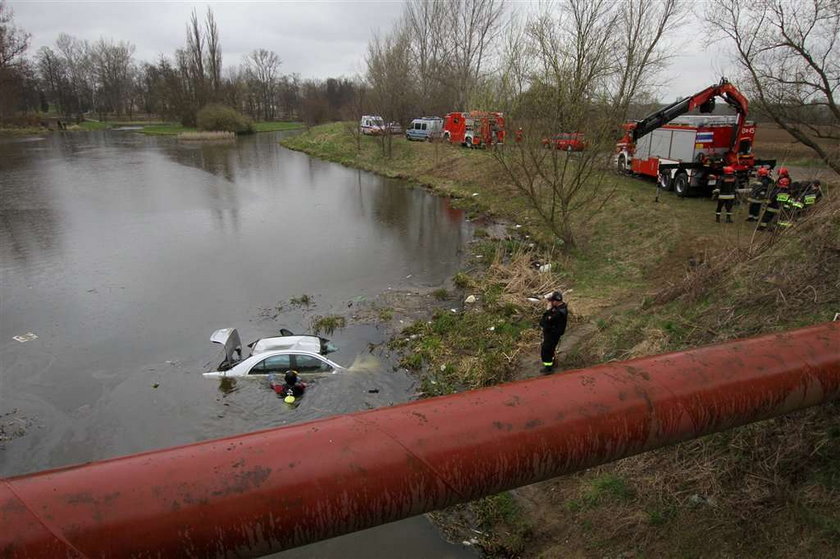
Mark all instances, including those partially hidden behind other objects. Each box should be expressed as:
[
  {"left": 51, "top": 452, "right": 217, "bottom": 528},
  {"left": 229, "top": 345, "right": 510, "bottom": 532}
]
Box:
[
  {"left": 366, "top": 27, "right": 415, "bottom": 157},
  {"left": 55, "top": 33, "right": 95, "bottom": 120},
  {"left": 443, "top": 0, "right": 506, "bottom": 109},
  {"left": 0, "top": 0, "right": 31, "bottom": 117},
  {"left": 0, "top": 0, "right": 28, "bottom": 69},
  {"left": 205, "top": 7, "right": 222, "bottom": 99},
  {"left": 91, "top": 38, "right": 136, "bottom": 117},
  {"left": 492, "top": 0, "right": 682, "bottom": 249},
  {"left": 494, "top": 10, "right": 531, "bottom": 116},
  {"left": 278, "top": 73, "right": 300, "bottom": 121},
  {"left": 707, "top": 0, "right": 840, "bottom": 174},
  {"left": 340, "top": 78, "right": 369, "bottom": 151},
  {"left": 609, "top": 0, "right": 686, "bottom": 120},
  {"left": 404, "top": 0, "right": 449, "bottom": 113},
  {"left": 244, "top": 49, "right": 281, "bottom": 121},
  {"left": 37, "top": 46, "right": 66, "bottom": 113}
]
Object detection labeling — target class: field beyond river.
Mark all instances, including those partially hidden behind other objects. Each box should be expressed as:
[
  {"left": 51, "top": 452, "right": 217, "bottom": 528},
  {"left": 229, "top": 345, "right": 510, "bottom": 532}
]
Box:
[{"left": 282, "top": 123, "right": 840, "bottom": 558}]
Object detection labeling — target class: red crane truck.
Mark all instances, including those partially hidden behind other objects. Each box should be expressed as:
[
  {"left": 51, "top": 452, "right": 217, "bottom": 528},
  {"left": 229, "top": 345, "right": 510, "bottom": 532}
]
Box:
[
  {"left": 615, "top": 79, "right": 775, "bottom": 196},
  {"left": 443, "top": 110, "right": 506, "bottom": 148}
]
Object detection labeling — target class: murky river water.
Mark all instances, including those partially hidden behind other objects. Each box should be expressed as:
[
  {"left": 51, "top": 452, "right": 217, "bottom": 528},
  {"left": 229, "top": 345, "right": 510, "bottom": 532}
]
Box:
[{"left": 0, "top": 130, "right": 476, "bottom": 557}]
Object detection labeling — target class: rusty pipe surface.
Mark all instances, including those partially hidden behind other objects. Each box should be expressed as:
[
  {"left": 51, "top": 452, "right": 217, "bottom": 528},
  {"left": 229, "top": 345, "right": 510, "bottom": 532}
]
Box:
[{"left": 2, "top": 322, "right": 839, "bottom": 558}]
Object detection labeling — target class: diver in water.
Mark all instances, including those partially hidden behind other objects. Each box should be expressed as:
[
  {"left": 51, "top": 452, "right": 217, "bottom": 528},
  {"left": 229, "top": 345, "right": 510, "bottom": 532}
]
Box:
[{"left": 270, "top": 370, "right": 307, "bottom": 403}]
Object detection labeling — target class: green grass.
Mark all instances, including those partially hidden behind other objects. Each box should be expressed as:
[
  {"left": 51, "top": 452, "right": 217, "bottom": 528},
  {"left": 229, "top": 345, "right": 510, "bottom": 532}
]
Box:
[
  {"left": 289, "top": 294, "right": 313, "bottom": 307},
  {"left": 583, "top": 474, "right": 635, "bottom": 506},
  {"left": 71, "top": 120, "right": 167, "bottom": 131},
  {"left": 0, "top": 127, "right": 46, "bottom": 136},
  {"left": 76, "top": 121, "right": 110, "bottom": 130},
  {"left": 253, "top": 121, "right": 304, "bottom": 132},
  {"left": 311, "top": 315, "right": 346, "bottom": 336},
  {"left": 141, "top": 124, "right": 194, "bottom": 136},
  {"left": 472, "top": 492, "right": 532, "bottom": 555},
  {"left": 142, "top": 121, "right": 302, "bottom": 135},
  {"left": 377, "top": 307, "right": 394, "bottom": 321}
]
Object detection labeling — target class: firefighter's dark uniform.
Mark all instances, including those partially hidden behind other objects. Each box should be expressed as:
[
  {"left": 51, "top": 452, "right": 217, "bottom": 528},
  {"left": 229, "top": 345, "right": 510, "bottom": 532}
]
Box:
[
  {"left": 746, "top": 176, "right": 771, "bottom": 221},
  {"left": 759, "top": 179, "right": 790, "bottom": 230},
  {"left": 799, "top": 181, "right": 822, "bottom": 213},
  {"left": 715, "top": 174, "right": 737, "bottom": 222},
  {"left": 776, "top": 179, "right": 796, "bottom": 228},
  {"left": 540, "top": 302, "right": 568, "bottom": 373}
]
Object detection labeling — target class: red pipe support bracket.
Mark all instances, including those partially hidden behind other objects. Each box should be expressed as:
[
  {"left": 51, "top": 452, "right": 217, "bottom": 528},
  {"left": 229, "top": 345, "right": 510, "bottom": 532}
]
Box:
[{"left": 2, "top": 322, "right": 839, "bottom": 558}]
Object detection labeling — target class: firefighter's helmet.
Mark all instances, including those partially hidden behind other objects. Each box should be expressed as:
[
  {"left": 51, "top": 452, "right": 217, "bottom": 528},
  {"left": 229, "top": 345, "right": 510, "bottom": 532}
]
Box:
[
  {"left": 778, "top": 167, "right": 789, "bottom": 177},
  {"left": 757, "top": 167, "right": 769, "bottom": 177},
  {"left": 723, "top": 166, "right": 734, "bottom": 175},
  {"left": 778, "top": 177, "right": 791, "bottom": 188}
]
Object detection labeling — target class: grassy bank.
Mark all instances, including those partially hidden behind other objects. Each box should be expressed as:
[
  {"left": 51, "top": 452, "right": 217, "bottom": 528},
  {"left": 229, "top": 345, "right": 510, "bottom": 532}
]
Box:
[
  {"left": 141, "top": 121, "right": 303, "bottom": 135},
  {"left": 0, "top": 126, "right": 46, "bottom": 136},
  {"left": 286, "top": 123, "right": 840, "bottom": 557}
]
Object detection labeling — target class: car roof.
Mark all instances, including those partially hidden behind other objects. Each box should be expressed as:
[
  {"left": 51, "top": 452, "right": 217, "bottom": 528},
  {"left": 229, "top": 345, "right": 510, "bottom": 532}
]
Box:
[{"left": 251, "top": 335, "right": 323, "bottom": 355}]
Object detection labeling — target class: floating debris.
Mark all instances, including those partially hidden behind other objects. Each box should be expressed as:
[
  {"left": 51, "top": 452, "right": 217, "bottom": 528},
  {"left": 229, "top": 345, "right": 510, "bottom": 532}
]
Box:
[{"left": 13, "top": 332, "right": 37, "bottom": 343}]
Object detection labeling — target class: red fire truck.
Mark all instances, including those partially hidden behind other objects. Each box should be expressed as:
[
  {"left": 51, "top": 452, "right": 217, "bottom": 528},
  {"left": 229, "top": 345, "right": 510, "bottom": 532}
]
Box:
[
  {"left": 443, "top": 111, "right": 506, "bottom": 148},
  {"left": 615, "top": 79, "right": 775, "bottom": 196}
]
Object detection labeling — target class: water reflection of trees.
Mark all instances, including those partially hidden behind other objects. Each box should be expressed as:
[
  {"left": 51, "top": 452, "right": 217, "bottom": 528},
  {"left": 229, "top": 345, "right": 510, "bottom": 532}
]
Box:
[
  {"left": 347, "top": 169, "right": 469, "bottom": 282},
  {"left": 159, "top": 138, "right": 245, "bottom": 233},
  {"left": 0, "top": 140, "right": 64, "bottom": 267},
  {"left": 0, "top": 209, "right": 63, "bottom": 267}
]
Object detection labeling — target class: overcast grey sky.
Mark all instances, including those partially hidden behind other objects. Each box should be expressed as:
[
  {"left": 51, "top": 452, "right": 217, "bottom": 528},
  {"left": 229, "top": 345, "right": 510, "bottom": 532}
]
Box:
[{"left": 10, "top": 0, "right": 730, "bottom": 102}]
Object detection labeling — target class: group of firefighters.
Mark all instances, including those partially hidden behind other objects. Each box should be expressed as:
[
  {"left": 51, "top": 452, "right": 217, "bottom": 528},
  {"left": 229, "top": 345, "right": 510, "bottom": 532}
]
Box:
[{"left": 713, "top": 165, "right": 823, "bottom": 228}]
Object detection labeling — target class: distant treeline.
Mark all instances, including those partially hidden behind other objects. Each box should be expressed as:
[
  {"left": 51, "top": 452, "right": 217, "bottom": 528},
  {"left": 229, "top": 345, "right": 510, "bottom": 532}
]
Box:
[{"left": 0, "top": 4, "right": 358, "bottom": 126}]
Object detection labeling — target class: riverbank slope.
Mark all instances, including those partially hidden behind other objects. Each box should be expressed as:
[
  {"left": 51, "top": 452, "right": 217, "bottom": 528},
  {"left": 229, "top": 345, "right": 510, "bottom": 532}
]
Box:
[{"left": 282, "top": 123, "right": 839, "bottom": 558}]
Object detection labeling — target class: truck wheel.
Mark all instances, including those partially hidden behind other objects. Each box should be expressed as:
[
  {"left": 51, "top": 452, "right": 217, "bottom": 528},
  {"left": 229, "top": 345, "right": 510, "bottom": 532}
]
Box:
[
  {"left": 673, "top": 173, "right": 689, "bottom": 197},
  {"left": 617, "top": 155, "right": 628, "bottom": 174},
  {"left": 658, "top": 173, "right": 673, "bottom": 191}
]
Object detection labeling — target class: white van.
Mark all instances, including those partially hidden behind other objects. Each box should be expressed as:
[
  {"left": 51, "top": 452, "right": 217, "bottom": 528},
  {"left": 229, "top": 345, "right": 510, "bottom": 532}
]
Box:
[
  {"left": 360, "top": 115, "right": 386, "bottom": 135},
  {"left": 406, "top": 117, "right": 443, "bottom": 141}
]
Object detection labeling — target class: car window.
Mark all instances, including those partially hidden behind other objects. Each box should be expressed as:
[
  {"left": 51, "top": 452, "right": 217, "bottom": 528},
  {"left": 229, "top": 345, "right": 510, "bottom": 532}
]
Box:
[
  {"left": 293, "top": 354, "right": 332, "bottom": 373},
  {"left": 249, "top": 354, "right": 292, "bottom": 375},
  {"left": 421, "top": 123, "right": 427, "bottom": 130}
]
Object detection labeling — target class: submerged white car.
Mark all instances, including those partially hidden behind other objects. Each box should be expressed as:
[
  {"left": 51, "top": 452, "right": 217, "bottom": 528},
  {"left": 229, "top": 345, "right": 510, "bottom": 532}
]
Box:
[{"left": 203, "top": 328, "right": 342, "bottom": 378}]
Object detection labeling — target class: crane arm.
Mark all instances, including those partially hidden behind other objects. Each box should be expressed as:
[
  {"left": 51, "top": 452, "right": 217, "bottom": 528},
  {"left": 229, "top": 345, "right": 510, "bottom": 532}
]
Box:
[{"left": 627, "top": 79, "right": 749, "bottom": 143}]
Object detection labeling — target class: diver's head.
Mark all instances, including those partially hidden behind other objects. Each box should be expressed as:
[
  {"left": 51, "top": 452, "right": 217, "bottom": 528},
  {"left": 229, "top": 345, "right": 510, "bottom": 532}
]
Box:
[{"left": 284, "top": 370, "right": 299, "bottom": 385}]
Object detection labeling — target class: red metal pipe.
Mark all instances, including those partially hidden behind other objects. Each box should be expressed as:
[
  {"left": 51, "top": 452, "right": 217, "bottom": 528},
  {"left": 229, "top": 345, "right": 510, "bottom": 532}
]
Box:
[{"left": 2, "top": 322, "right": 839, "bottom": 558}]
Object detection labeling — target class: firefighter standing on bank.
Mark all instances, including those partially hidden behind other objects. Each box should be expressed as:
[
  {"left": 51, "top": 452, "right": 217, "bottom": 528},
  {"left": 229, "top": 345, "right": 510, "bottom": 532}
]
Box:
[
  {"left": 539, "top": 291, "right": 568, "bottom": 374},
  {"left": 715, "top": 166, "right": 737, "bottom": 223}
]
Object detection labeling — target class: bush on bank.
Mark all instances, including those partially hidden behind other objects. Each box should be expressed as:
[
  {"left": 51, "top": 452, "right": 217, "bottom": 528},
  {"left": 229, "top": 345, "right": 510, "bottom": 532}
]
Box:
[{"left": 196, "top": 104, "right": 254, "bottom": 135}]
